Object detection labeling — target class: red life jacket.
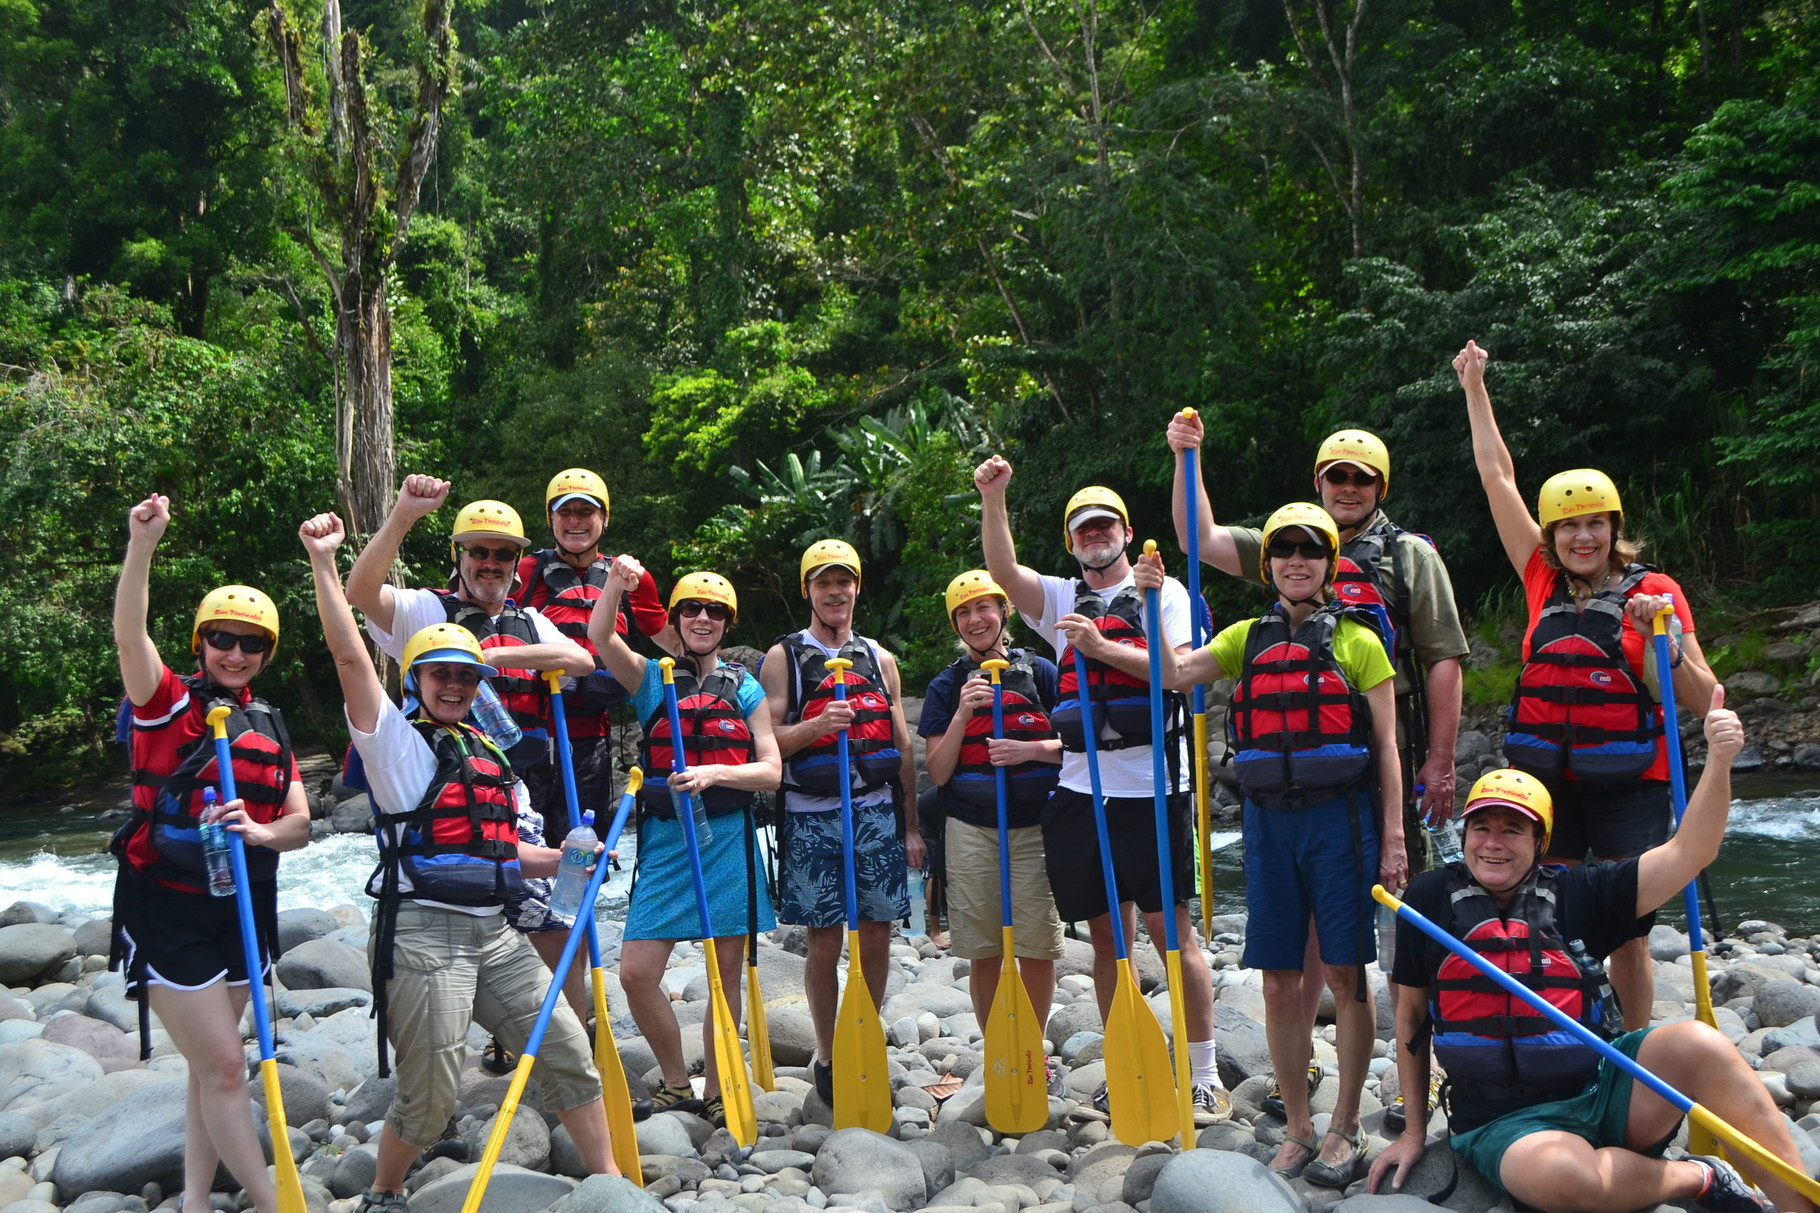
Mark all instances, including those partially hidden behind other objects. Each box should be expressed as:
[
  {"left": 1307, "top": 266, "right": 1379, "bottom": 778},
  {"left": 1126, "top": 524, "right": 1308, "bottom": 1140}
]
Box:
[
  {"left": 943, "top": 653, "right": 1058, "bottom": 824},
  {"left": 434, "top": 590, "right": 549, "bottom": 739},
  {"left": 121, "top": 678, "right": 291, "bottom": 890},
  {"left": 1506, "top": 565, "right": 1661, "bottom": 781},
  {"left": 781, "top": 633, "right": 900, "bottom": 796},
  {"left": 1429, "top": 864, "right": 1619, "bottom": 1131},
  {"left": 524, "top": 550, "right": 631, "bottom": 730},
  {"left": 640, "top": 662, "right": 756, "bottom": 818},
  {"left": 1227, "top": 605, "right": 1374, "bottom": 809},
  {"left": 1054, "top": 582, "right": 1160, "bottom": 751},
  {"left": 371, "top": 720, "right": 525, "bottom": 908}
]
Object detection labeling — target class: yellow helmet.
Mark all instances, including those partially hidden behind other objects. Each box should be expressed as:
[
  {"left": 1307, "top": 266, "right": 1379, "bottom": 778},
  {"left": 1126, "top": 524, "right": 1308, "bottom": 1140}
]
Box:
[
  {"left": 669, "top": 571, "right": 739, "bottom": 623},
  {"left": 448, "top": 500, "right": 529, "bottom": 562},
  {"left": 1061, "top": 486, "right": 1130, "bottom": 546},
  {"left": 1259, "top": 502, "right": 1341, "bottom": 589},
  {"left": 800, "top": 539, "right": 862, "bottom": 595},
  {"left": 1538, "top": 469, "right": 1622, "bottom": 528},
  {"left": 400, "top": 623, "right": 499, "bottom": 679},
  {"left": 1314, "top": 429, "right": 1391, "bottom": 499},
  {"left": 192, "top": 586, "right": 280, "bottom": 654},
  {"left": 1463, "top": 768, "right": 1555, "bottom": 854},
  {"left": 944, "top": 570, "right": 1008, "bottom": 630},
  {"left": 545, "top": 468, "right": 609, "bottom": 515}
]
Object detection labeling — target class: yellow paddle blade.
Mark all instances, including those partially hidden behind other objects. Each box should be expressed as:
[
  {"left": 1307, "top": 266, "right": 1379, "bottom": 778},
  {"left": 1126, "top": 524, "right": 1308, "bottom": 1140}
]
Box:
[
  {"left": 703, "top": 940, "right": 758, "bottom": 1146},
  {"left": 833, "top": 934, "right": 892, "bottom": 1132},
  {"left": 259, "top": 1058, "right": 307, "bottom": 1213},
  {"left": 460, "top": 1052, "right": 537, "bottom": 1213},
  {"left": 1687, "top": 949, "right": 1724, "bottom": 1157},
  {"left": 747, "top": 958, "right": 776, "bottom": 1092},
  {"left": 1689, "top": 1103, "right": 1820, "bottom": 1206},
  {"left": 592, "top": 967, "right": 643, "bottom": 1186},
  {"left": 984, "top": 940, "right": 1048, "bottom": 1134},
  {"left": 1163, "top": 949, "right": 1195, "bottom": 1149},
  {"left": 1105, "top": 958, "right": 1179, "bottom": 1146}
]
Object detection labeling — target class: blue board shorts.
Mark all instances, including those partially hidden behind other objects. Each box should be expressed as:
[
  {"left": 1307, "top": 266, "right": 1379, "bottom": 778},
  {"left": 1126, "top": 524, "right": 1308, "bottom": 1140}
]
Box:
[
  {"left": 777, "top": 798, "right": 908, "bottom": 928},
  {"left": 1240, "top": 789, "right": 1379, "bottom": 971}
]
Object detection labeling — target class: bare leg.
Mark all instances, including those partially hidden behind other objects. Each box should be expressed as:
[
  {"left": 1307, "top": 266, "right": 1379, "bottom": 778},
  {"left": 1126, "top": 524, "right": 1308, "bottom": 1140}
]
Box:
[
  {"left": 1142, "top": 905, "right": 1216, "bottom": 1040},
  {"left": 701, "top": 935, "right": 746, "bottom": 1097},
  {"left": 372, "top": 1125, "right": 416, "bottom": 1194},
  {"left": 619, "top": 938, "right": 687, "bottom": 1087},
  {"left": 1606, "top": 936, "right": 1654, "bottom": 1032},
  {"left": 857, "top": 920, "right": 893, "bottom": 1010},
  {"left": 530, "top": 929, "right": 594, "bottom": 1027},
  {"left": 1263, "top": 968, "right": 1317, "bottom": 1170},
  {"left": 1317, "top": 961, "right": 1373, "bottom": 1171},
  {"left": 555, "top": 1097, "right": 619, "bottom": 1176},
  {"left": 150, "top": 981, "right": 278, "bottom": 1213},
  {"left": 1085, "top": 910, "right": 1123, "bottom": 1024},
  {"left": 804, "top": 925, "right": 844, "bottom": 1060}
]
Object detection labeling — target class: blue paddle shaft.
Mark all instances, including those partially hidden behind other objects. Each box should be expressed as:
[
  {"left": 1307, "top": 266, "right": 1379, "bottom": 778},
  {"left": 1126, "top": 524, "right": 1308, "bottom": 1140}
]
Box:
[
  {"left": 1143, "top": 584, "right": 1181, "bottom": 954},
  {"left": 211, "top": 733, "right": 275, "bottom": 1059},
  {"left": 1184, "top": 444, "right": 1209, "bottom": 715},
  {"left": 522, "top": 797, "right": 623, "bottom": 1061},
  {"left": 1073, "top": 649, "right": 1132, "bottom": 962},
  {"left": 663, "top": 675, "right": 718, "bottom": 940},
  {"left": 546, "top": 677, "right": 584, "bottom": 825},
  {"left": 1653, "top": 623, "right": 1707, "bottom": 953},
  {"left": 1386, "top": 889, "right": 1690, "bottom": 1112},
  {"left": 991, "top": 678, "right": 1013, "bottom": 926},
  {"left": 830, "top": 669, "right": 861, "bottom": 930}
]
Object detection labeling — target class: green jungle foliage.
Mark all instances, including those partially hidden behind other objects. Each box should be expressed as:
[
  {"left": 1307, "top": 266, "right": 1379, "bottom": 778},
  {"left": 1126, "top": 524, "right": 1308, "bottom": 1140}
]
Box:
[{"left": 2, "top": 0, "right": 1817, "bottom": 790}]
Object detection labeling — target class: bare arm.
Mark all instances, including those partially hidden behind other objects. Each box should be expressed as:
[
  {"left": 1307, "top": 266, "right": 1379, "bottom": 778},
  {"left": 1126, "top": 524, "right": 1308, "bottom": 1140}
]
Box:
[
  {"left": 1635, "top": 687, "right": 1740, "bottom": 914},
  {"left": 880, "top": 649, "right": 926, "bottom": 870},
  {"left": 114, "top": 494, "right": 170, "bottom": 706},
  {"left": 346, "top": 475, "right": 452, "bottom": 632},
  {"left": 974, "top": 455, "right": 1049, "bottom": 619},
  {"left": 761, "top": 643, "right": 852, "bottom": 758},
  {"left": 1166, "top": 410, "right": 1245, "bottom": 578},
  {"left": 225, "top": 780, "right": 313, "bottom": 852},
  {"left": 1368, "top": 980, "right": 1433, "bottom": 1193},
  {"left": 923, "top": 672, "right": 985, "bottom": 786},
  {"left": 1416, "top": 656, "right": 1463, "bottom": 825},
  {"left": 303, "top": 512, "right": 389, "bottom": 736},
  {"left": 501, "top": 638, "right": 594, "bottom": 673},
  {"left": 1455, "top": 341, "right": 1538, "bottom": 575},
  {"left": 584, "top": 557, "right": 651, "bottom": 690},
  {"left": 1367, "top": 677, "right": 1406, "bottom": 889}
]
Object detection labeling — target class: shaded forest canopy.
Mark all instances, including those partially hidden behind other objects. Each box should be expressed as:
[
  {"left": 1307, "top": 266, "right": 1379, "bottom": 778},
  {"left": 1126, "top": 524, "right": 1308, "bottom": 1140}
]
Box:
[{"left": 1, "top": 0, "right": 1816, "bottom": 790}]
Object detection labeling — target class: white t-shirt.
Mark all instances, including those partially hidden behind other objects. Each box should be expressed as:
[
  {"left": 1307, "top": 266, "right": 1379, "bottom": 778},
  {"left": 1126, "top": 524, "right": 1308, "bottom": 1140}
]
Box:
[
  {"left": 365, "top": 586, "right": 565, "bottom": 659},
  {"left": 1028, "top": 571, "right": 1193, "bottom": 798},
  {"left": 350, "top": 699, "right": 532, "bottom": 916}
]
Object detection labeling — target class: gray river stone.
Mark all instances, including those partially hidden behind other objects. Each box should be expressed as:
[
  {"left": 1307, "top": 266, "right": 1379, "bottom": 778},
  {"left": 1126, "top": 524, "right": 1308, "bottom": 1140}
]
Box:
[
  {"left": 409, "top": 1162, "right": 575, "bottom": 1213},
  {"left": 275, "top": 938, "right": 371, "bottom": 992},
  {"left": 38, "top": 1015, "right": 138, "bottom": 1076},
  {"left": 475, "top": 1104, "right": 552, "bottom": 1171},
  {"left": 1150, "top": 1148, "right": 1303, "bottom": 1213},
  {"left": 1755, "top": 979, "right": 1820, "bottom": 1028},
  {"left": 277, "top": 907, "right": 342, "bottom": 951},
  {"left": 812, "top": 1127, "right": 928, "bottom": 1210},
  {"left": 633, "top": 1111, "right": 697, "bottom": 1157},
  {"left": 0, "top": 925, "right": 77, "bottom": 986},
  {"left": 564, "top": 1173, "right": 670, "bottom": 1213},
  {"left": 0, "top": 1040, "right": 104, "bottom": 1116},
  {"left": 48, "top": 1078, "right": 188, "bottom": 1196}
]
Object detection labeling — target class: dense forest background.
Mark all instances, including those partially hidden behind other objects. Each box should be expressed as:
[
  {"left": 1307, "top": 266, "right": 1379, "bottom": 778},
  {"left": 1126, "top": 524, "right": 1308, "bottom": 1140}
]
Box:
[{"left": 1, "top": 0, "right": 1816, "bottom": 791}]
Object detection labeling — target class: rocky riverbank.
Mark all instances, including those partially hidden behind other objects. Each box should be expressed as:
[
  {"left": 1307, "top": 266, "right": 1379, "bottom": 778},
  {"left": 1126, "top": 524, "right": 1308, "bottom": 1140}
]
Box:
[{"left": 6, "top": 896, "right": 1820, "bottom": 1213}]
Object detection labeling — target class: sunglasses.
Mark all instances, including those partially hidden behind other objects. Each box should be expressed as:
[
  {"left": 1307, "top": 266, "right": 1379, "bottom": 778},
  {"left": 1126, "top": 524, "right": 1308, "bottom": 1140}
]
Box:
[
  {"left": 678, "top": 601, "right": 731, "bottom": 621},
  {"left": 1322, "top": 467, "right": 1381, "bottom": 489},
  {"left": 1266, "top": 540, "right": 1331, "bottom": 561},
  {"left": 463, "top": 544, "right": 520, "bottom": 563},
  {"left": 202, "top": 631, "right": 271, "bottom": 655}
]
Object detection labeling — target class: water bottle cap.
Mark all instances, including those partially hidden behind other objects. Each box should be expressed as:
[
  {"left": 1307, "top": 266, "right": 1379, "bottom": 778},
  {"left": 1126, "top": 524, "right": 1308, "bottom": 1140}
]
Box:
[
  {"left": 203, "top": 786, "right": 218, "bottom": 803},
  {"left": 581, "top": 811, "right": 595, "bottom": 827}
]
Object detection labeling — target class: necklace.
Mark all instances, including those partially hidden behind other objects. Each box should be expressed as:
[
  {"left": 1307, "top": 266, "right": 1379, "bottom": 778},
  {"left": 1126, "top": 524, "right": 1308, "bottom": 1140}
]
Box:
[{"left": 1570, "top": 570, "right": 1614, "bottom": 601}]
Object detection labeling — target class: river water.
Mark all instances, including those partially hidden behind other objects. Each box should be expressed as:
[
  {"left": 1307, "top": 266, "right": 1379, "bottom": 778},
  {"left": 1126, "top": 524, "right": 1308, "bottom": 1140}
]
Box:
[{"left": 3, "top": 775, "right": 1818, "bottom": 936}]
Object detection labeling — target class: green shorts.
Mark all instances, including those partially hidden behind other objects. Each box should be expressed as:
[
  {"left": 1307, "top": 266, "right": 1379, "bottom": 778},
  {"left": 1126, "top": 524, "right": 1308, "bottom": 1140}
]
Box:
[{"left": 1450, "top": 1028, "right": 1676, "bottom": 1197}]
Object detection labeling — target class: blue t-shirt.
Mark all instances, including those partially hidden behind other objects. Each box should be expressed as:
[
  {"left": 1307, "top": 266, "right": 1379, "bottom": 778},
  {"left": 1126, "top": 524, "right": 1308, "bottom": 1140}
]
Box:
[{"left": 918, "top": 648, "right": 1060, "bottom": 827}]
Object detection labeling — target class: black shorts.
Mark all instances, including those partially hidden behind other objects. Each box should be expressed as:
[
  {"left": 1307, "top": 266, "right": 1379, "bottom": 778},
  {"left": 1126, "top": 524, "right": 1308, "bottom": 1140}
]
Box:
[
  {"left": 534, "top": 733, "right": 617, "bottom": 840},
  {"left": 1041, "top": 787, "right": 1193, "bottom": 921},
  {"left": 119, "top": 872, "right": 275, "bottom": 997},
  {"left": 1540, "top": 776, "right": 1671, "bottom": 862}
]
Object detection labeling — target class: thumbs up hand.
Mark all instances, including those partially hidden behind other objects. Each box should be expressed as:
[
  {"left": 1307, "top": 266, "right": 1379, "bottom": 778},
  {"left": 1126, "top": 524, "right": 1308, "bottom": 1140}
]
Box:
[{"left": 1703, "top": 685, "right": 1743, "bottom": 761}]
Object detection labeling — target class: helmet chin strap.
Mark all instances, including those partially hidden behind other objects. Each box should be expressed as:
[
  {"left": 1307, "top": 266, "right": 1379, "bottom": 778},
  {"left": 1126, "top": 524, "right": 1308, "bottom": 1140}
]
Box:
[{"left": 1073, "top": 542, "right": 1123, "bottom": 573}]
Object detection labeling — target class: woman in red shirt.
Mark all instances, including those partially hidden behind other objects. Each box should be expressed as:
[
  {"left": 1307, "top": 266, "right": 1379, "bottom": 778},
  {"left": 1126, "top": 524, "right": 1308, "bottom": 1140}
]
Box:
[{"left": 1457, "top": 341, "right": 1717, "bottom": 1031}]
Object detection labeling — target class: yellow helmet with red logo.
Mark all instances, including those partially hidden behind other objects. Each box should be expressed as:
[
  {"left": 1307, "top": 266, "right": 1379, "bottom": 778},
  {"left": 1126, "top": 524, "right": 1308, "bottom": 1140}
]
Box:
[
  {"left": 192, "top": 586, "right": 280, "bottom": 653},
  {"left": 1061, "top": 486, "right": 1130, "bottom": 546},
  {"left": 1314, "top": 429, "right": 1391, "bottom": 499},
  {"left": 669, "top": 571, "right": 739, "bottom": 624},
  {"left": 545, "top": 468, "right": 609, "bottom": 515},
  {"left": 1463, "top": 768, "right": 1555, "bottom": 854},
  {"left": 400, "top": 623, "right": 499, "bottom": 679},
  {"left": 944, "top": 570, "right": 1009, "bottom": 631},
  {"left": 800, "top": 539, "right": 862, "bottom": 596},
  {"left": 448, "top": 500, "right": 529, "bottom": 563},
  {"left": 1258, "top": 502, "right": 1341, "bottom": 589},
  {"left": 1537, "top": 469, "right": 1622, "bottom": 529}
]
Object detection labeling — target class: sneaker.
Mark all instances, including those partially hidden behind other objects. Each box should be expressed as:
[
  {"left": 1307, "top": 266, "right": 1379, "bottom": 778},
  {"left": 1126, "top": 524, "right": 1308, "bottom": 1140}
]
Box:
[
  {"left": 1384, "top": 1070, "right": 1443, "bottom": 1134},
  {"left": 649, "top": 1082, "right": 704, "bottom": 1115},
  {"left": 1091, "top": 1079, "right": 1111, "bottom": 1115},
  {"left": 1192, "top": 1082, "right": 1233, "bottom": 1126},
  {"left": 1260, "top": 1062, "right": 1322, "bottom": 1119},
  {"left": 481, "top": 1037, "right": 515, "bottom": 1075},
  {"left": 1689, "top": 1155, "right": 1776, "bottom": 1212},
  {"left": 355, "top": 1189, "right": 410, "bottom": 1213},
  {"left": 702, "top": 1094, "right": 726, "bottom": 1130},
  {"left": 812, "top": 1060, "right": 834, "bottom": 1105}
]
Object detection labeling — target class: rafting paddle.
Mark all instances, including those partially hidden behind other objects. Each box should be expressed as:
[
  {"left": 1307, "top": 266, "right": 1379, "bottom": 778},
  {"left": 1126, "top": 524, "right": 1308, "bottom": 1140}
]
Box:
[
  {"left": 206, "top": 707, "right": 307, "bottom": 1213},
  {"left": 1373, "top": 883, "right": 1820, "bottom": 1206},
  {"left": 461, "top": 771, "right": 637, "bottom": 1210},
  {"left": 745, "top": 815, "right": 776, "bottom": 1092},
  {"left": 1180, "top": 409, "right": 1216, "bottom": 943},
  {"left": 660, "top": 657, "right": 758, "bottom": 1146},
  {"left": 824, "top": 656, "right": 893, "bottom": 1132},
  {"left": 1071, "top": 648, "right": 1179, "bottom": 1146},
  {"left": 1140, "top": 540, "right": 1197, "bottom": 1146},
  {"left": 980, "top": 657, "right": 1047, "bottom": 1133}
]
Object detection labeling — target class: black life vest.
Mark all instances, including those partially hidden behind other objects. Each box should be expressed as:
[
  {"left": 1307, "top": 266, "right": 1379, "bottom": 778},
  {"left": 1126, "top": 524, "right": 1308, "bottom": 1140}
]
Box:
[
  {"left": 1227, "top": 604, "right": 1374, "bottom": 809},
  {"left": 434, "top": 589, "right": 549, "bottom": 745},
  {"left": 1054, "top": 581, "right": 1163, "bottom": 751},
  {"left": 1429, "top": 864, "right": 1620, "bottom": 1130},
  {"left": 370, "top": 721, "right": 525, "bottom": 908},
  {"left": 1506, "top": 565, "right": 1662, "bottom": 781},
  {"left": 122, "top": 678, "right": 291, "bottom": 888},
  {"left": 942, "top": 652, "right": 1058, "bottom": 825},
  {"left": 525, "top": 551, "right": 631, "bottom": 719},
  {"left": 1329, "top": 519, "right": 1417, "bottom": 665},
  {"left": 781, "top": 633, "right": 900, "bottom": 796},
  {"left": 640, "top": 661, "right": 757, "bottom": 819}
]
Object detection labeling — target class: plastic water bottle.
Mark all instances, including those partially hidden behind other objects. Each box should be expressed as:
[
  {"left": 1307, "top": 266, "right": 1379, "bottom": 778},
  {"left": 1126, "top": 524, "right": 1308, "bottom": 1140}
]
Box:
[
  {"left": 1427, "top": 818, "right": 1464, "bottom": 864},
  {"left": 1375, "top": 901, "right": 1397, "bottom": 972},
  {"left": 549, "top": 810, "right": 598, "bottom": 924},
  {"left": 469, "top": 680, "right": 523, "bottom": 750},
  {"left": 687, "top": 792, "right": 713, "bottom": 849},
  {"left": 906, "top": 866, "right": 927, "bottom": 936},
  {"left": 200, "top": 786, "right": 236, "bottom": 898}
]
